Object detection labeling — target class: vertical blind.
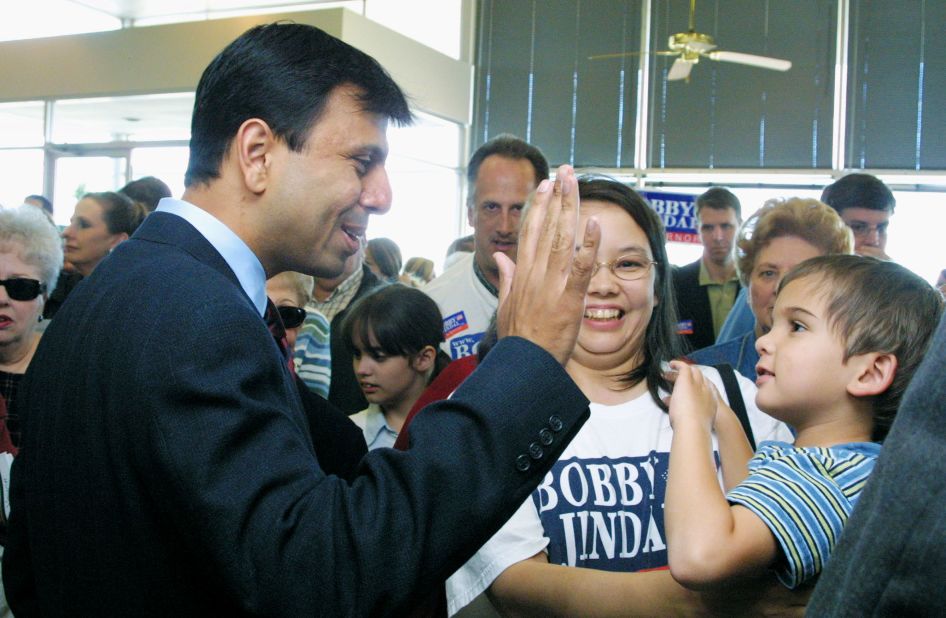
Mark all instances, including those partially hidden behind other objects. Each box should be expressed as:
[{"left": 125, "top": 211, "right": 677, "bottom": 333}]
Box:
[
  {"left": 473, "top": 0, "right": 942, "bottom": 172},
  {"left": 846, "top": 0, "right": 946, "bottom": 169},
  {"left": 474, "top": 0, "right": 642, "bottom": 167},
  {"left": 647, "top": 0, "right": 835, "bottom": 168}
]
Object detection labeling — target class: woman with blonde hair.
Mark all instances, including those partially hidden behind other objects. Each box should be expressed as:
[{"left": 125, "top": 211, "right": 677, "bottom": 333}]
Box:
[
  {"left": 399, "top": 256, "right": 435, "bottom": 287},
  {"left": 690, "top": 197, "right": 853, "bottom": 378}
]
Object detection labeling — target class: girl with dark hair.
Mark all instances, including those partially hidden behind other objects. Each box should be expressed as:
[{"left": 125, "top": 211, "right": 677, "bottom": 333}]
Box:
[
  {"left": 62, "top": 191, "right": 148, "bottom": 277},
  {"left": 446, "top": 177, "right": 792, "bottom": 615},
  {"left": 341, "top": 284, "right": 449, "bottom": 450}
]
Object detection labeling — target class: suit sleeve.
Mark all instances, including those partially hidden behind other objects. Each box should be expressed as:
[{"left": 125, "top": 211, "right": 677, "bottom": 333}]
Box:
[{"left": 139, "top": 302, "right": 589, "bottom": 617}]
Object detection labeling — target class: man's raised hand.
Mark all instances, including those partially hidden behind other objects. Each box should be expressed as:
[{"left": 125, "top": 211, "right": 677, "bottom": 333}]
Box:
[{"left": 495, "top": 165, "right": 599, "bottom": 365}]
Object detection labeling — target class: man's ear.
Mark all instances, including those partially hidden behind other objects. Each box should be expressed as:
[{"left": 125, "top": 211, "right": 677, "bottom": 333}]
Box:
[
  {"left": 847, "top": 352, "right": 898, "bottom": 398},
  {"left": 412, "top": 345, "right": 437, "bottom": 373},
  {"left": 235, "top": 118, "right": 276, "bottom": 195}
]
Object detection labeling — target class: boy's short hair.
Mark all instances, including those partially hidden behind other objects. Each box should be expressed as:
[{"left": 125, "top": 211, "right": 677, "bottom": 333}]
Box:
[{"left": 780, "top": 255, "right": 944, "bottom": 441}]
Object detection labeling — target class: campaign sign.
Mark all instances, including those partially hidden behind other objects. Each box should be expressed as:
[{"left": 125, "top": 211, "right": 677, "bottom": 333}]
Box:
[
  {"left": 450, "top": 333, "right": 484, "bottom": 360},
  {"left": 640, "top": 190, "right": 699, "bottom": 244},
  {"left": 442, "top": 311, "right": 469, "bottom": 338}
]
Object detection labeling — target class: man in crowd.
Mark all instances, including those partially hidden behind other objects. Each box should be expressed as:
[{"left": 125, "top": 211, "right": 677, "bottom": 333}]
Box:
[
  {"left": 299, "top": 242, "right": 380, "bottom": 413},
  {"left": 4, "top": 23, "right": 598, "bottom": 615},
  {"left": 820, "top": 172, "right": 895, "bottom": 260},
  {"left": 424, "top": 134, "right": 548, "bottom": 359},
  {"left": 119, "top": 175, "right": 173, "bottom": 212},
  {"left": 672, "top": 187, "right": 742, "bottom": 351}
]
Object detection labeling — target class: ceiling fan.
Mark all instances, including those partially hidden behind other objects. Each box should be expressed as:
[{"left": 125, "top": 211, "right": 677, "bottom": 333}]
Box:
[{"left": 589, "top": 0, "right": 792, "bottom": 82}]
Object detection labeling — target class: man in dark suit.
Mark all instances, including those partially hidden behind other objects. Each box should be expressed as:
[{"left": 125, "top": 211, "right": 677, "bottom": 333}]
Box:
[
  {"left": 3, "top": 23, "right": 600, "bottom": 616},
  {"left": 806, "top": 312, "right": 946, "bottom": 615},
  {"left": 672, "top": 187, "right": 742, "bottom": 351}
]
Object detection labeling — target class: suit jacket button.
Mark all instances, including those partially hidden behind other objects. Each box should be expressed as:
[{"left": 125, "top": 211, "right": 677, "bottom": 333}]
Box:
[
  {"left": 528, "top": 442, "right": 544, "bottom": 460},
  {"left": 548, "top": 415, "right": 564, "bottom": 432},
  {"left": 516, "top": 454, "right": 531, "bottom": 472},
  {"left": 539, "top": 428, "right": 554, "bottom": 446}
]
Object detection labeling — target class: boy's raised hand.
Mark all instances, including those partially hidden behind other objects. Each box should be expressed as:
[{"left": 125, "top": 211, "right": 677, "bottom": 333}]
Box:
[
  {"left": 668, "top": 361, "right": 720, "bottom": 432},
  {"left": 495, "top": 165, "right": 600, "bottom": 366}
]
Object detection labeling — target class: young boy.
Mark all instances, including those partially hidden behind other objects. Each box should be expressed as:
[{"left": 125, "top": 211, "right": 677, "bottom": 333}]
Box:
[{"left": 664, "top": 254, "right": 944, "bottom": 590}]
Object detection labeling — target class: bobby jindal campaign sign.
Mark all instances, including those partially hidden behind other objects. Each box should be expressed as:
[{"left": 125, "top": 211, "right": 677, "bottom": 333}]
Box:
[{"left": 639, "top": 190, "right": 699, "bottom": 244}]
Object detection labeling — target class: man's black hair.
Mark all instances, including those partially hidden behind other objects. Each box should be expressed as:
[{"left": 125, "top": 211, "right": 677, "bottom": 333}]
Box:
[
  {"left": 119, "top": 176, "right": 172, "bottom": 212},
  {"left": 820, "top": 173, "right": 895, "bottom": 214},
  {"left": 185, "top": 22, "right": 412, "bottom": 187}
]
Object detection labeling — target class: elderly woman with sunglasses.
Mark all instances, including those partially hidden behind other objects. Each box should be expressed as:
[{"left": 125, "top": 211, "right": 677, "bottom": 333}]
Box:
[
  {"left": 0, "top": 205, "right": 63, "bottom": 616},
  {"left": 0, "top": 206, "right": 63, "bottom": 449}
]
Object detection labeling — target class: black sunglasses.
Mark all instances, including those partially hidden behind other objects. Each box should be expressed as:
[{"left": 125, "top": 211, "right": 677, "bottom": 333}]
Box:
[
  {"left": 0, "top": 278, "right": 46, "bottom": 301},
  {"left": 276, "top": 306, "right": 307, "bottom": 329}
]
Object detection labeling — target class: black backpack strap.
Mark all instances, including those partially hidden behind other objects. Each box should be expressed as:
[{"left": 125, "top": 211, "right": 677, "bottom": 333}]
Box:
[{"left": 714, "top": 363, "right": 756, "bottom": 451}]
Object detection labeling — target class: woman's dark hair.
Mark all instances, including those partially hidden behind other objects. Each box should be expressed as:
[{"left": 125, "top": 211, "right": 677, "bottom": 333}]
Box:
[
  {"left": 83, "top": 192, "right": 148, "bottom": 236},
  {"left": 577, "top": 176, "right": 685, "bottom": 411},
  {"left": 341, "top": 284, "right": 449, "bottom": 381},
  {"left": 366, "top": 237, "right": 402, "bottom": 281}
]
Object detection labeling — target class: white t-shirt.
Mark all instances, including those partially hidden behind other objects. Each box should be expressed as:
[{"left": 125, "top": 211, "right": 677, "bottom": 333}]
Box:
[
  {"left": 445, "top": 365, "right": 792, "bottom": 616},
  {"left": 422, "top": 252, "right": 497, "bottom": 360}
]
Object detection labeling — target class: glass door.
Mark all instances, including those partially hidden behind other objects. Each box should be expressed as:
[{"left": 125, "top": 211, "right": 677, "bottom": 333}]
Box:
[{"left": 51, "top": 153, "right": 128, "bottom": 227}]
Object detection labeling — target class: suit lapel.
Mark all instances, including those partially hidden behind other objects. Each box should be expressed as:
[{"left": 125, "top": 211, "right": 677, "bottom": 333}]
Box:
[{"left": 133, "top": 211, "right": 248, "bottom": 301}]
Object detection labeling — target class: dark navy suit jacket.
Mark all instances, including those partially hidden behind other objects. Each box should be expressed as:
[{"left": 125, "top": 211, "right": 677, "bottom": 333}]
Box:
[
  {"left": 672, "top": 259, "right": 741, "bottom": 352},
  {"left": 3, "top": 212, "right": 589, "bottom": 616}
]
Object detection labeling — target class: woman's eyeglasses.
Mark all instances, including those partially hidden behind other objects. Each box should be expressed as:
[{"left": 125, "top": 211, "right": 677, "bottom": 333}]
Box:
[
  {"left": 0, "top": 278, "right": 46, "bottom": 301},
  {"left": 590, "top": 256, "right": 658, "bottom": 281},
  {"left": 277, "top": 306, "right": 307, "bottom": 329}
]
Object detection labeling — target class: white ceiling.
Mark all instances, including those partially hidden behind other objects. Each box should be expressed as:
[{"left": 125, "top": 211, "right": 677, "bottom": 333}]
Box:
[{"left": 69, "top": 0, "right": 358, "bottom": 21}]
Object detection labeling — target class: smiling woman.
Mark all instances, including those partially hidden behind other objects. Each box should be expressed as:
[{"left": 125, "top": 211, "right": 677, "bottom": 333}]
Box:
[{"left": 445, "top": 177, "right": 793, "bottom": 617}]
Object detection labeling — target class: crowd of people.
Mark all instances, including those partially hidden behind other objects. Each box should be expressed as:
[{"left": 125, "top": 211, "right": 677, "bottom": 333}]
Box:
[{"left": 0, "top": 20, "right": 943, "bottom": 618}]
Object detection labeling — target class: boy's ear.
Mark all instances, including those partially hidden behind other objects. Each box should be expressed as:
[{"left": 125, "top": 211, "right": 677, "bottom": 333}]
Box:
[
  {"left": 847, "top": 352, "right": 898, "bottom": 398},
  {"left": 412, "top": 345, "right": 437, "bottom": 373}
]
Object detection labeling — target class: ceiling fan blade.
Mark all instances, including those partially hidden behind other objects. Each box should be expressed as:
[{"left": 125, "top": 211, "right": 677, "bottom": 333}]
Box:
[
  {"left": 667, "top": 57, "right": 694, "bottom": 81},
  {"left": 587, "top": 50, "right": 675, "bottom": 61},
  {"left": 706, "top": 50, "right": 792, "bottom": 71}
]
